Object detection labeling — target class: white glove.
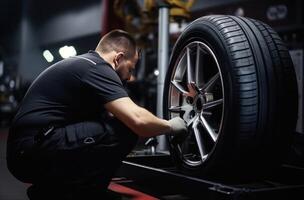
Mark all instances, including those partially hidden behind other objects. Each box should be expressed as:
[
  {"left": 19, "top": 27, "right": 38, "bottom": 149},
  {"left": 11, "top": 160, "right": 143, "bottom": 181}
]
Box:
[{"left": 168, "top": 117, "right": 188, "bottom": 135}]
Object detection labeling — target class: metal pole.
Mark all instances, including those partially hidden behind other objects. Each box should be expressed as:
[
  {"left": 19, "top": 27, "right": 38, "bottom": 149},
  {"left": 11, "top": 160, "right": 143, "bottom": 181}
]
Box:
[{"left": 156, "top": 5, "right": 169, "bottom": 152}]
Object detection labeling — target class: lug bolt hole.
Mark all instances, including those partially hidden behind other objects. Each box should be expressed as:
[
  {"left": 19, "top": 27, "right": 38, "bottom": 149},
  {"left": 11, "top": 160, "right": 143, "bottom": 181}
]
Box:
[
  {"left": 189, "top": 110, "right": 196, "bottom": 118},
  {"left": 186, "top": 96, "right": 194, "bottom": 104},
  {"left": 196, "top": 99, "right": 203, "bottom": 111}
]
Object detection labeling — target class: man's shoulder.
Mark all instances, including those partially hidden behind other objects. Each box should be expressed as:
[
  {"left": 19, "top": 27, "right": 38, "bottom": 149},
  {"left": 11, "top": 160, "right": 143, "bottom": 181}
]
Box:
[
  {"left": 78, "top": 50, "right": 109, "bottom": 66},
  {"left": 84, "top": 61, "right": 120, "bottom": 82}
]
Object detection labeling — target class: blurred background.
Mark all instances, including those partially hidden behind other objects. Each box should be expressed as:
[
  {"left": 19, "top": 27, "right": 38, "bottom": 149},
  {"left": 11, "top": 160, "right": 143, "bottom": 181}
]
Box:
[
  {"left": 0, "top": 0, "right": 303, "bottom": 129},
  {"left": 0, "top": 0, "right": 303, "bottom": 199}
]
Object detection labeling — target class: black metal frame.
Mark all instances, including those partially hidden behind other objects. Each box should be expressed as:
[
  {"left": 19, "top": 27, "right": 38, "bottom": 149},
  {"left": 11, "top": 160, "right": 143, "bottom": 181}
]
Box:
[{"left": 114, "top": 154, "right": 304, "bottom": 200}]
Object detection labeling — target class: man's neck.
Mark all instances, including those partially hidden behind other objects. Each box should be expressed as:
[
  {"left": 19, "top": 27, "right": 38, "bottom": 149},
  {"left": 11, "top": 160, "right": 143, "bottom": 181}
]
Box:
[{"left": 95, "top": 50, "right": 115, "bottom": 70}]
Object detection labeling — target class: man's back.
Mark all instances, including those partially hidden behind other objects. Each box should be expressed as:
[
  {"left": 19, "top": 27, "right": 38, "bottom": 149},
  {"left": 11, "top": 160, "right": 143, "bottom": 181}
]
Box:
[{"left": 11, "top": 51, "right": 127, "bottom": 130}]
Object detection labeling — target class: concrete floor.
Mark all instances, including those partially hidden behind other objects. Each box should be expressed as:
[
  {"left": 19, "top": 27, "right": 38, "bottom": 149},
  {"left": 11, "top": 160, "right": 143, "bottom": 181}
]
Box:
[{"left": 0, "top": 127, "right": 29, "bottom": 200}]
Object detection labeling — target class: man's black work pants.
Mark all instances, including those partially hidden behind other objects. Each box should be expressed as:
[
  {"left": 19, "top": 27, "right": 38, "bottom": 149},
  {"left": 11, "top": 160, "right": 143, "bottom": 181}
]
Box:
[{"left": 6, "top": 118, "right": 138, "bottom": 200}]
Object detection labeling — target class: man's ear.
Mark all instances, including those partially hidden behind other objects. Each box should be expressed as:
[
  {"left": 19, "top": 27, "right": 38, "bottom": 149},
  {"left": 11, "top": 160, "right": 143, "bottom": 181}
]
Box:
[{"left": 114, "top": 52, "right": 124, "bottom": 66}]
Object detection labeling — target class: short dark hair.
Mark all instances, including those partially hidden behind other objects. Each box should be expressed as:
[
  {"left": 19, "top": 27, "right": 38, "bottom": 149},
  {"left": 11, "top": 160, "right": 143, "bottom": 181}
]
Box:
[{"left": 96, "top": 29, "right": 137, "bottom": 59}]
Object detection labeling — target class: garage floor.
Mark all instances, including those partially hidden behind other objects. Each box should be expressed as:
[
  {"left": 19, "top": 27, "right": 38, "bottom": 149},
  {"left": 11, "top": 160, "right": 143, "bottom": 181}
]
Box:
[{"left": 0, "top": 127, "right": 28, "bottom": 200}]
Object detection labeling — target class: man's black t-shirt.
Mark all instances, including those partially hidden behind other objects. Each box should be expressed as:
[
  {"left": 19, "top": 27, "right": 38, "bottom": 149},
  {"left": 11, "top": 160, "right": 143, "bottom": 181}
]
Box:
[{"left": 12, "top": 51, "right": 128, "bottom": 129}]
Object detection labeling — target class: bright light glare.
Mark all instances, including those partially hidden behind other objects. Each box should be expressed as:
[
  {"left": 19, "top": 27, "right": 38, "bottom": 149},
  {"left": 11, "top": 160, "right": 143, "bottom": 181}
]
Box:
[
  {"left": 59, "top": 45, "right": 77, "bottom": 59},
  {"left": 43, "top": 50, "right": 54, "bottom": 62},
  {"left": 169, "top": 22, "right": 188, "bottom": 34},
  {"left": 154, "top": 69, "right": 160, "bottom": 76}
]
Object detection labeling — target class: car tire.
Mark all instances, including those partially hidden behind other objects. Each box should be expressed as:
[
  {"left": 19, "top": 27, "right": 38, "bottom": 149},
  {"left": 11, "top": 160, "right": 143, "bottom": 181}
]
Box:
[{"left": 163, "top": 15, "right": 298, "bottom": 180}]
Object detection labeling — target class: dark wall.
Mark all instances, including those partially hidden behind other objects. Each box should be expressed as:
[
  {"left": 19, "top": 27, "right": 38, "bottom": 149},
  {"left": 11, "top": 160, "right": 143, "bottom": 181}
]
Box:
[
  {"left": 36, "top": 3, "right": 102, "bottom": 46},
  {"left": 2, "top": 0, "right": 102, "bottom": 83}
]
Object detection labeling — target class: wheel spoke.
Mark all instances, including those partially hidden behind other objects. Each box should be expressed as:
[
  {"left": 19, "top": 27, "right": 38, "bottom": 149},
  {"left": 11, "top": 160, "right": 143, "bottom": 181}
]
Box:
[
  {"left": 203, "top": 99, "right": 223, "bottom": 110},
  {"left": 171, "top": 80, "right": 187, "bottom": 94},
  {"left": 201, "top": 72, "right": 220, "bottom": 92},
  {"left": 187, "top": 114, "right": 199, "bottom": 127},
  {"left": 174, "top": 53, "right": 187, "bottom": 81},
  {"left": 200, "top": 114, "right": 217, "bottom": 142},
  {"left": 192, "top": 119, "right": 206, "bottom": 159},
  {"left": 185, "top": 83, "right": 198, "bottom": 98},
  {"left": 168, "top": 105, "right": 191, "bottom": 113},
  {"left": 195, "top": 43, "right": 204, "bottom": 87},
  {"left": 186, "top": 47, "right": 194, "bottom": 83}
]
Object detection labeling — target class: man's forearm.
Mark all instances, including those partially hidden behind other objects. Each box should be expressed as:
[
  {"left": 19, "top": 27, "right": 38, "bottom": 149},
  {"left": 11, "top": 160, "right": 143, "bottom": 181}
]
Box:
[
  {"left": 105, "top": 97, "right": 171, "bottom": 137},
  {"left": 131, "top": 107, "right": 171, "bottom": 137}
]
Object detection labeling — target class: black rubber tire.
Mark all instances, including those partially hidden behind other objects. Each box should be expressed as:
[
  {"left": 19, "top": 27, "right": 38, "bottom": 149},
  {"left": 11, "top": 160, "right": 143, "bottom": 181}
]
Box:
[{"left": 163, "top": 15, "right": 298, "bottom": 180}]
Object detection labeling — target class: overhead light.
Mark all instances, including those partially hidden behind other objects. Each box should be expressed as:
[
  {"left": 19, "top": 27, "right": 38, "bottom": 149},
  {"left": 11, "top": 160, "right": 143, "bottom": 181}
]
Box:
[
  {"left": 59, "top": 45, "right": 77, "bottom": 59},
  {"left": 43, "top": 50, "right": 54, "bottom": 62}
]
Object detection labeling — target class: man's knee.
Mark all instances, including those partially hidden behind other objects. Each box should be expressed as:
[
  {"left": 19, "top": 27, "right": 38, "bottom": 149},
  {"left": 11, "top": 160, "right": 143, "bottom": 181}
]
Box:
[{"left": 105, "top": 118, "right": 138, "bottom": 154}]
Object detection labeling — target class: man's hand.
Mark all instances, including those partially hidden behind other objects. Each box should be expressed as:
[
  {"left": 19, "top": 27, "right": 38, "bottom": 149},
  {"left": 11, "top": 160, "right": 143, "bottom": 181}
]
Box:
[{"left": 168, "top": 117, "right": 188, "bottom": 144}]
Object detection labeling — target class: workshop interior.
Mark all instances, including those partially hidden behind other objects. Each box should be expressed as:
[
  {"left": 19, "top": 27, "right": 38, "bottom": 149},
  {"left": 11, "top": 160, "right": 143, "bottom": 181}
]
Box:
[{"left": 0, "top": 0, "right": 303, "bottom": 199}]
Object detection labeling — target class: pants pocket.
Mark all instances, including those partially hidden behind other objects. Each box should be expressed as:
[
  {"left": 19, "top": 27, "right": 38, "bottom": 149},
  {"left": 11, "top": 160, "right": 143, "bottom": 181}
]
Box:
[{"left": 64, "top": 121, "right": 107, "bottom": 150}]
